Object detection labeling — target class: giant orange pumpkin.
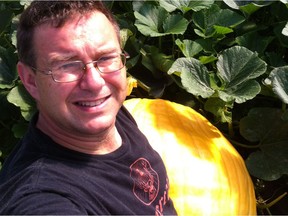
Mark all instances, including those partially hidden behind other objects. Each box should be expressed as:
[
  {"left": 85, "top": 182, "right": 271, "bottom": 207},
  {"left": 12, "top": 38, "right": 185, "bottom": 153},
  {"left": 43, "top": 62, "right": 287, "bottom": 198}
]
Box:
[{"left": 124, "top": 98, "right": 256, "bottom": 215}]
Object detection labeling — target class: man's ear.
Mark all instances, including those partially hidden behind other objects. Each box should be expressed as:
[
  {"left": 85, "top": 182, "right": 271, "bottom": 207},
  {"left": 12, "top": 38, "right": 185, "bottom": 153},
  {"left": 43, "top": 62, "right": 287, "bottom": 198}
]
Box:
[{"left": 17, "top": 61, "right": 40, "bottom": 100}]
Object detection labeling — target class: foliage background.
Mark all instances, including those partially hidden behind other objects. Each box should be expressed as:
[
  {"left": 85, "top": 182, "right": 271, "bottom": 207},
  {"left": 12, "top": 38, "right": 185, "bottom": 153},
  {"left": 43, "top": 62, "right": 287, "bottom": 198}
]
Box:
[{"left": 0, "top": 0, "right": 287, "bottom": 214}]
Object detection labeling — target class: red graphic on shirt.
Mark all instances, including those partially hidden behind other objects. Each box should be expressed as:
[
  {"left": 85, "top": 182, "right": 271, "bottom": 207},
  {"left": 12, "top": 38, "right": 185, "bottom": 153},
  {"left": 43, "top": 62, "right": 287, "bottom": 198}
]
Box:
[{"left": 130, "top": 158, "right": 159, "bottom": 205}]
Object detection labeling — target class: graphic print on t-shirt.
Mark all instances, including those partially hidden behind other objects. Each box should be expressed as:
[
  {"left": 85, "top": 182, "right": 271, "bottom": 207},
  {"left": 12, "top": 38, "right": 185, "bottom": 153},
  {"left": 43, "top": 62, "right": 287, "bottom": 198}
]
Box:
[{"left": 130, "top": 158, "right": 159, "bottom": 205}]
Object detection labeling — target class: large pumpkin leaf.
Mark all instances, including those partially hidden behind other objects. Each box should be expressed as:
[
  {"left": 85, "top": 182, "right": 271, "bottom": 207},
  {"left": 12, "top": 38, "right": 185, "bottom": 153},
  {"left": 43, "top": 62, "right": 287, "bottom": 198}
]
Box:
[
  {"left": 134, "top": 3, "right": 188, "bottom": 37},
  {"left": 192, "top": 4, "right": 245, "bottom": 38},
  {"left": 240, "top": 108, "right": 288, "bottom": 181},
  {"left": 267, "top": 66, "right": 288, "bottom": 104},
  {"left": 7, "top": 84, "right": 36, "bottom": 121},
  {"left": 159, "top": 0, "right": 214, "bottom": 13},
  {"left": 216, "top": 46, "right": 267, "bottom": 103},
  {"left": 167, "top": 57, "right": 214, "bottom": 98}
]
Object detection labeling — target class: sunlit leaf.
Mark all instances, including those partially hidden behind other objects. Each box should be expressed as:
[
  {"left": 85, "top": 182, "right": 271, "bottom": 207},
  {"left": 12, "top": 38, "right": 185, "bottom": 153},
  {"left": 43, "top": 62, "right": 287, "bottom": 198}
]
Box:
[
  {"left": 216, "top": 46, "right": 267, "bottom": 103},
  {"left": 168, "top": 57, "right": 214, "bottom": 98},
  {"left": 213, "top": 25, "right": 233, "bottom": 35},
  {"left": 199, "top": 55, "right": 217, "bottom": 64},
  {"left": 268, "top": 66, "right": 288, "bottom": 104},
  {"left": 193, "top": 4, "right": 245, "bottom": 38},
  {"left": 223, "top": 0, "right": 272, "bottom": 15},
  {"left": 134, "top": 3, "right": 188, "bottom": 37},
  {"left": 159, "top": 0, "right": 214, "bottom": 13},
  {"left": 175, "top": 39, "right": 203, "bottom": 58},
  {"left": 282, "top": 22, "right": 288, "bottom": 36},
  {"left": 274, "top": 22, "right": 288, "bottom": 48},
  {"left": 163, "top": 14, "right": 189, "bottom": 35},
  {"left": 218, "top": 80, "right": 261, "bottom": 103},
  {"left": 134, "top": 4, "right": 167, "bottom": 37}
]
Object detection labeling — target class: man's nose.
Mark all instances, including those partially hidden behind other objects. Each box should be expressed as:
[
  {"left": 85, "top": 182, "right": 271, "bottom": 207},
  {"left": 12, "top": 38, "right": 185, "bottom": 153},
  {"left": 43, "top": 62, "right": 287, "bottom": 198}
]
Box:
[{"left": 79, "top": 62, "right": 105, "bottom": 89}]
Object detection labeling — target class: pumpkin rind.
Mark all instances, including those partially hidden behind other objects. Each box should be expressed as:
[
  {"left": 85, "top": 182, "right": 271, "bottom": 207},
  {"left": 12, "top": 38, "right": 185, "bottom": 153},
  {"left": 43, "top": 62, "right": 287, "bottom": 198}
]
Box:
[{"left": 124, "top": 98, "right": 256, "bottom": 215}]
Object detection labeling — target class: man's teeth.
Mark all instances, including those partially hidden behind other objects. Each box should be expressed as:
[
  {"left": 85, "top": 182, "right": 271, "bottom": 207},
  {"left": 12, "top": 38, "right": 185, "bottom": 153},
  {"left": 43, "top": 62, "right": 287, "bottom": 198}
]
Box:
[{"left": 77, "top": 99, "right": 105, "bottom": 107}]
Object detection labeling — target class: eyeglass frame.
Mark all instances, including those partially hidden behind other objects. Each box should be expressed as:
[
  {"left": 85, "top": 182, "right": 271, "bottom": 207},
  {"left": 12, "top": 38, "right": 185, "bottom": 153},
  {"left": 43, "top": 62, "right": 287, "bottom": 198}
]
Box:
[{"left": 28, "top": 51, "right": 129, "bottom": 83}]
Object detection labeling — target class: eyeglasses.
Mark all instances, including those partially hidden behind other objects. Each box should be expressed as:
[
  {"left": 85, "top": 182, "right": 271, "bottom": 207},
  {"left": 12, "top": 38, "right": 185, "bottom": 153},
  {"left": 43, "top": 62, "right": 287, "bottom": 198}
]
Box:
[{"left": 30, "top": 52, "right": 128, "bottom": 83}]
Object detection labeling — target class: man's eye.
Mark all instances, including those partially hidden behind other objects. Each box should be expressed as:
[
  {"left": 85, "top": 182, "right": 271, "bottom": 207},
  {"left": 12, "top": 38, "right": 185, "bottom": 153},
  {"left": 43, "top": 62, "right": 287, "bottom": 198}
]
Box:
[
  {"left": 99, "top": 54, "right": 118, "bottom": 62},
  {"left": 56, "top": 62, "right": 81, "bottom": 72}
]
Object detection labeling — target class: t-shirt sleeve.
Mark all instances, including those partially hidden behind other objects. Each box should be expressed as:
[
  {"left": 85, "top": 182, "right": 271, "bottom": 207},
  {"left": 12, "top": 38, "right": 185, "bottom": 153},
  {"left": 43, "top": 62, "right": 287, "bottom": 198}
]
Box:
[{"left": 3, "top": 192, "right": 87, "bottom": 215}]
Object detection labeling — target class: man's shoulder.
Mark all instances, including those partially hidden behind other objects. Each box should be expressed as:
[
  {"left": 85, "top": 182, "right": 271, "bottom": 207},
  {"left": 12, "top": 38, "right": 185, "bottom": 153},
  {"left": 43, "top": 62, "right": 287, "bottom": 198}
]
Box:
[{"left": 0, "top": 157, "right": 88, "bottom": 214}]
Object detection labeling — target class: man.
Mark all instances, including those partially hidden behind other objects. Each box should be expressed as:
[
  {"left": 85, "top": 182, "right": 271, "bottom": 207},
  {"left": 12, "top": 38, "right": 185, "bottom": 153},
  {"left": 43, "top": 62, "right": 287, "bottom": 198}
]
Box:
[{"left": 0, "top": 1, "right": 177, "bottom": 215}]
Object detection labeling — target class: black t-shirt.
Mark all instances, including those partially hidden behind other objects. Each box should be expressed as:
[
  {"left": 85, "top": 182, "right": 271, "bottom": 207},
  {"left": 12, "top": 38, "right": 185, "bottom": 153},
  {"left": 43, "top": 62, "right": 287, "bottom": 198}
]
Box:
[{"left": 0, "top": 106, "right": 177, "bottom": 215}]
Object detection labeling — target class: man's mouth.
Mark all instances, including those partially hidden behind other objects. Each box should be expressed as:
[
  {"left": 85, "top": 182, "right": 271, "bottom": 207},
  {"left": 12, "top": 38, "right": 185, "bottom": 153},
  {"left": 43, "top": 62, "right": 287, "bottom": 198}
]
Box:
[{"left": 76, "top": 97, "right": 107, "bottom": 107}]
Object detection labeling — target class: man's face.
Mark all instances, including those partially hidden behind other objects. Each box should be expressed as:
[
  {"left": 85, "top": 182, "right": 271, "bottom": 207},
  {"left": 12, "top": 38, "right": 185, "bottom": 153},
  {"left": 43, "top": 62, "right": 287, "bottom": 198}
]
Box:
[{"left": 29, "top": 11, "right": 127, "bottom": 139}]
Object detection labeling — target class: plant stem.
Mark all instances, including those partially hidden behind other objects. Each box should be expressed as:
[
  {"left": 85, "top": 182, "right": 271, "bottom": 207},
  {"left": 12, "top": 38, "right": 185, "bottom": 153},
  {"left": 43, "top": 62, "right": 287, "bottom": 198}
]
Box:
[
  {"left": 228, "top": 121, "right": 234, "bottom": 138},
  {"left": 257, "top": 192, "right": 287, "bottom": 209}
]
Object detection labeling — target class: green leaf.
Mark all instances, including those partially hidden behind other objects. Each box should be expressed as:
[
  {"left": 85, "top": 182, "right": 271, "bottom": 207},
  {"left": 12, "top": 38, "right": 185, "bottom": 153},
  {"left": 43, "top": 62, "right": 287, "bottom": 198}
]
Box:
[
  {"left": 192, "top": 4, "right": 245, "bottom": 38},
  {"left": 268, "top": 66, "right": 288, "bottom": 104},
  {"left": 0, "top": 46, "right": 18, "bottom": 89},
  {"left": 213, "top": 25, "right": 233, "bottom": 35},
  {"left": 195, "top": 38, "right": 215, "bottom": 54},
  {"left": 134, "top": 4, "right": 167, "bottom": 37},
  {"left": 236, "top": 31, "right": 274, "bottom": 54},
  {"left": 7, "top": 84, "right": 36, "bottom": 121},
  {"left": 223, "top": 0, "right": 254, "bottom": 9},
  {"left": 163, "top": 14, "right": 189, "bottom": 35},
  {"left": 274, "top": 22, "right": 288, "bottom": 48},
  {"left": 0, "top": 8, "right": 13, "bottom": 34},
  {"left": 281, "top": 22, "right": 288, "bottom": 36},
  {"left": 151, "top": 51, "right": 174, "bottom": 73},
  {"left": 240, "top": 108, "right": 288, "bottom": 181},
  {"left": 159, "top": 0, "right": 214, "bottom": 13},
  {"left": 223, "top": 0, "right": 272, "bottom": 15},
  {"left": 216, "top": 46, "right": 267, "bottom": 103},
  {"left": 246, "top": 151, "right": 284, "bottom": 181},
  {"left": 218, "top": 80, "right": 261, "bottom": 103},
  {"left": 168, "top": 57, "right": 214, "bottom": 98},
  {"left": 120, "top": 28, "right": 133, "bottom": 49},
  {"left": 10, "top": 15, "right": 19, "bottom": 48},
  {"left": 204, "top": 97, "right": 233, "bottom": 123},
  {"left": 199, "top": 55, "right": 217, "bottom": 64},
  {"left": 175, "top": 39, "right": 203, "bottom": 57},
  {"left": 134, "top": 3, "right": 188, "bottom": 37}
]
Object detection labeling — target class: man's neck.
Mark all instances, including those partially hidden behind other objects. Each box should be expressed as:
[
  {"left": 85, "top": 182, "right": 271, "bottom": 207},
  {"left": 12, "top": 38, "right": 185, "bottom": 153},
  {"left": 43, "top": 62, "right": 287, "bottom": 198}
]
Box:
[{"left": 36, "top": 114, "right": 122, "bottom": 155}]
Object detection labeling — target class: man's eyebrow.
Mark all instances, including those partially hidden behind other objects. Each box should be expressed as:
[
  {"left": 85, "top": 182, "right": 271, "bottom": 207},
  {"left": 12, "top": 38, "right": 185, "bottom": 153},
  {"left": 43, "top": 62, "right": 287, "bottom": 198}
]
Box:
[
  {"left": 47, "top": 48, "right": 122, "bottom": 65},
  {"left": 48, "top": 52, "right": 78, "bottom": 64},
  {"left": 94, "top": 47, "right": 122, "bottom": 56}
]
